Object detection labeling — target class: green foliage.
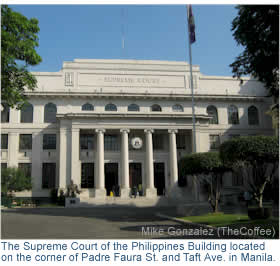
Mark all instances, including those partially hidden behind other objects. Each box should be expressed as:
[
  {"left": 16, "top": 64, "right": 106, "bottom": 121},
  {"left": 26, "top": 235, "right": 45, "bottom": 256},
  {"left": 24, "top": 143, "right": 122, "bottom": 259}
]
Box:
[
  {"left": 179, "top": 152, "right": 224, "bottom": 176},
  {"left": 219, "top": 136, "right": 279, "bottom": 167},
  {"left": 1, "top": 167, "right": 32, "bottom": 194},
  {"left": 1, "top": 5, "right": 42, "bottom": 108},
  {"left": 230, "top": 5, "right": 279, "bottom": 100}
]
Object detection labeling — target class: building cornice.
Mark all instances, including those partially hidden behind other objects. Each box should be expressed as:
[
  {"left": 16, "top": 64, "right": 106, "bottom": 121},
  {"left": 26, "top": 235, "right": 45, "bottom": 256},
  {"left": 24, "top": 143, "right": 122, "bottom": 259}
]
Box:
[
  {"left": 57, "top": 112, "right": 211, "bottom": 121},
  {"left": 25, "top": 91, "right": 266, "bottom": 102}
]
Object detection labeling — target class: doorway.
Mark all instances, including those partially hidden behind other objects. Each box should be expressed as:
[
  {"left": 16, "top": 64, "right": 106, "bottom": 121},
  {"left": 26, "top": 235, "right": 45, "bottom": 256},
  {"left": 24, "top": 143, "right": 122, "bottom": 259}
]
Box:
[
  {"left": 81, "top": 163, "right": 94, "bottom": 188},
  {"left": 105, "top": 163, "right": 119, "bottom": 196},
  {"left": 154, "top": 162, "right": 165, "bottom": 196},
  {"left": 129, "top": 163, "right": 143, "bottom": 196}
]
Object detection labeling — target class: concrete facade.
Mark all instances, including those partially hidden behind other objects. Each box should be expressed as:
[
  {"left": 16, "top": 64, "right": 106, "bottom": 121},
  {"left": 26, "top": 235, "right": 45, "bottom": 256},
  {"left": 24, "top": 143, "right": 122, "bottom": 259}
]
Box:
[{"left": 0, "top": 59, "right": 273, "bottom": 204}]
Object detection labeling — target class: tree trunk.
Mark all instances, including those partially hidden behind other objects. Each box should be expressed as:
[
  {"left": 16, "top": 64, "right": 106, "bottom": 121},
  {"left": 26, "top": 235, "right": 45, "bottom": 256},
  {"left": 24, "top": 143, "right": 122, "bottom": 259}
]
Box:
[
  {"left": 214, "top": 174, "right": 221, "bottom": 213},
  {"left": 259, "top": 193, "right": 263, "bottom": 208}
]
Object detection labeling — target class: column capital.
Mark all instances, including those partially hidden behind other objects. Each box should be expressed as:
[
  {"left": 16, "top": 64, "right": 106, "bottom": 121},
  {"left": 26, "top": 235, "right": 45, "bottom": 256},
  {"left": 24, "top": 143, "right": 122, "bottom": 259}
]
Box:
[
  {"left": 32, "top": 132, "right": 41, "bottom": 137},
  {"left": 8, "top": 132, "right": 18, "bottom": 136},
  {"left": 120, "top": 128, "right": 130, "bottom": 134},
  {"left": 95, "top": 129, "right": 106, "bottom": 134},
  {"left": 144, "top": 129, "right": 154, "bottom": 134},
  {"left": 60, "top": 128, "right": 68, "bottom": 134},
  {"left": 168, "top": 129, "right": 178, "bottom": 134},
  {"left": 71, "top": 128, "right": 80, "bottom": 133}
]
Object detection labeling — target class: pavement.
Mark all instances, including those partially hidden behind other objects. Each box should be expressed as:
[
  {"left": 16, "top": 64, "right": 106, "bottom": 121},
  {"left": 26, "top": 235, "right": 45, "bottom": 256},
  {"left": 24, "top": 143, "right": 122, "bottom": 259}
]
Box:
[
  {"left": 1, "top": 205, "right": 277, "bottom": 239},
  {"left": 1, "top": 206, "right": 180, "bottom": 239}
]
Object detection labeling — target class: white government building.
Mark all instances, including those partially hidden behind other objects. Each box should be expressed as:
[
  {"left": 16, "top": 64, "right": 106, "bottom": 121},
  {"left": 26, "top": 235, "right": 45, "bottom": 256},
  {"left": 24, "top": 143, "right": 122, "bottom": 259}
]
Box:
[{"left": 1, "top": 59, "right": 274, "bottom": 204}]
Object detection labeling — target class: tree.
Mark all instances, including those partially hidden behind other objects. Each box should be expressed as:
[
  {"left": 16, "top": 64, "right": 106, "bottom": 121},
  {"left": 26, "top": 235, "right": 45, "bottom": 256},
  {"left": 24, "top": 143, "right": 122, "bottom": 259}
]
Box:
[
  {"left": 1, "top": 167, "right": 32, "bottom": 195},
  {"left": 230, "top": 6, "right": 279, "bottom": 100},
  {"left": 1, "top": 5, "right": 42, "bottom": 108},
  {"left": 219, "top": 136, "right": 279, "bottom": 209},
  {"left": 179, "top": 152, "right": 226, "bottom": 213}
]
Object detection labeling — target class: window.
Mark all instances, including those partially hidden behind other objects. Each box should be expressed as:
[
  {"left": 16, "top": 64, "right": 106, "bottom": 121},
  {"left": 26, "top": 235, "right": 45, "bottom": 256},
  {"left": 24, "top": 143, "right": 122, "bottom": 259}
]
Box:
[
  {"left": 229, "top": 134, "right": 240, "bottom": 139},
  {"left": 153, "top": 134, "right": 164, "bottom": 150},
  {"left": 43, "top": 134, "right": 57, "bottom": 150},
  {"left": 81, "top": 163, "right": 94, "bottom": 188},
  {"left": 232, "top": 171, "right": 243, "bottom": 186},
  {"left": 80, "top": 134, "right": 94, "bottom": 150},
  {"left": 228, "top": 105, "right": 239, "bottom": 124},
  {"left": 19, "top": 134, "right": 32, "bottom": 150},
  {"left": 42, "top": 163, "right": 56, "bottom": 189},
  {"left": 104, "top": 135, "right": 119, "bottom": 151},
  {"left": 248, "top": 105, "right": 259, "bottom": 125},
  {"left": 128, "top": 104, "right": 140, "bottom": 112},
  {"left": 20, "top": 102, "right": 33, "bottom": 123},
  {"left": 151, "top": 104, "right": 162, "bottom": 112},
  {"left": 65, "top": 72, "right": 73, "bottom": 86},
  {"left": 172, "top": 104, "right": 183, "bottom": 112},
  {"left": 1, "top": 134, "right": 8, "bottom": 149},
  {"left": 105, "top": 103, "right": 117, "bottom": 111},
  {"left": 18, "top": 163, "right": 32, "bottom": 178},
  {"left": 1, "top": 163, "right": 7, "bottom": 176},
  {"left": 1, "top": 163, "right": 7, "bottom": 170},
  {"left": 176, "top": 135, "right": 186, "bottom": 150},
  {"left": 207, "top": 105, "right": 218, "bottom": 124},
  {"left": 82, "top": 103, "right": 94, "bottom": 111},
  {"left": 209, "top": 135, "right": 220, "bottom": 150},
  {"left": 44, "top": 103, "right": 57, "bottom": 123},
  {"left": 1, "top": 103, "right": 9, "bottom": 123}
]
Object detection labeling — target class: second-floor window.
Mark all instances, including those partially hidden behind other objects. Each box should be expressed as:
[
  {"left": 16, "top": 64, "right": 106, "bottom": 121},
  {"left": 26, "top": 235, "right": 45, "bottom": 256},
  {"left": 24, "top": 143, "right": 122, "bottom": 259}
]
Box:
[
  {"left": 228, "top": 105, "right": 239, "bottom": 125},
  {"left": 1, "top": 134, "right": 8, "bottom": 150},
  {"left": 209, "top": 134, "right": 220, "bottom": 150},
  {"left": 19, "top": 134, "right": 32, "bottom": 150},
  {"left": 248, "top": 105, "right": 259, "bottom": 125},
  {"left": 80, "top": 134, "right": 94, "bottom": 150},
  {"left": 20, "top": 102, "right": 33, "bottom": 123},
  {"left": 43, "top": 134, "right": 57, "bottom": 150}
]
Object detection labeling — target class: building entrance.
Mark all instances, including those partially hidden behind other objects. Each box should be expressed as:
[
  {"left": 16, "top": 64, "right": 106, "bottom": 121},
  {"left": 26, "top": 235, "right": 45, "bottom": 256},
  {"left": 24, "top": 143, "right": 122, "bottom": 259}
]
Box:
[
  {"left": 129, "top": 163, "right": 143, "bottom": 196},
  {"left": 154, "top": 162, "right": 165, "bottom": 196},
  {"left": 81, "top": 163, "right": 94, "bottom": 188},
  {"left": 105, "top": 163, "right": 119, "bottom": 196}
]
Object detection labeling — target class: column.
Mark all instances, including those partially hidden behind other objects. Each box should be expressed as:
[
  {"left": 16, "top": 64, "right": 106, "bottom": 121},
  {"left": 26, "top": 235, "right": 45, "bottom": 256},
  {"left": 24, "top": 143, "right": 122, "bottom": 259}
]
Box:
[
  {"left": 31, "top": 132, "right": 42, "bottom": 191},
  {"left": 167, "top": 129, "right": 183, "bottom": 199},
  {"left": 71, "top": 128, "right": 80, "bottom": 187},
  {"left": 193, "top": 129, "right": 201, "bottom": 152},
  {"left": 144, "top": 129, "right": 157, "bottom": 198},
  {"left": 168, "top": 129, "right": 178, "bottom": 187},
  {"left": 94, "top": 129, "right": 106, "bottom": 198},
  {"left": 8, "top": 132, "right": 18, "bottom": 167},
  {"left": 59, "top": 128, "right": 67, "bottom": 190},
  {"left": 120, "top": 129, "right": 130, "bottom": 198}
]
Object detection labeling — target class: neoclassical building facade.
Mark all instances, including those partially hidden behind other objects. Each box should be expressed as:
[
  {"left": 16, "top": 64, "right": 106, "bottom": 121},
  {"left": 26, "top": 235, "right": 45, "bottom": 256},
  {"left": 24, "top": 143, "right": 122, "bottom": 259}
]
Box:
[{"left": 1, "top": 59, "right": 274, "bottom": 204}]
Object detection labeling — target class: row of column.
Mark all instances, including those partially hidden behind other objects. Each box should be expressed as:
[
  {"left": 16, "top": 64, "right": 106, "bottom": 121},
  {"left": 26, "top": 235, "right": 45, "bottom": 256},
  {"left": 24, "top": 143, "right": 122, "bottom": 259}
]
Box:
[{"left": 60, "top": 128, "right": 179, "bottom": 198}]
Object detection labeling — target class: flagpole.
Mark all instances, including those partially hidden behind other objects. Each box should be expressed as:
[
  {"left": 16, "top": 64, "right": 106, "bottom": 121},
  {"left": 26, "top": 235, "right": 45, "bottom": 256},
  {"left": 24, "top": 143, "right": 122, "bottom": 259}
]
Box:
[{"left": 187, "top": 5, "right": 197, "bottom": 153}]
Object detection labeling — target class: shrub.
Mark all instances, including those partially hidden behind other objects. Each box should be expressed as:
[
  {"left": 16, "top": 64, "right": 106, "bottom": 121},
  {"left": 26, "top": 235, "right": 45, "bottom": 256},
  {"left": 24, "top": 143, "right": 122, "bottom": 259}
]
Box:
[
  {"left": 179, "top": 152, "right": 226, "bottom": 212},
  {"left": 1, "top": 167, "right": 32, "bottom": 195},
  {"left": 219, "top": 136, "right": 279, "bottom": 208}
]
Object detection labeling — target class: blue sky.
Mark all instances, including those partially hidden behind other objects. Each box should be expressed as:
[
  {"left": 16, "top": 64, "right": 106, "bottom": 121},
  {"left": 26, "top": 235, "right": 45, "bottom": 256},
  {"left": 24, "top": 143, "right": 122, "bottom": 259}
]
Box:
[{"left": 11, "top": 5, "right": 243, "bottom": 76}]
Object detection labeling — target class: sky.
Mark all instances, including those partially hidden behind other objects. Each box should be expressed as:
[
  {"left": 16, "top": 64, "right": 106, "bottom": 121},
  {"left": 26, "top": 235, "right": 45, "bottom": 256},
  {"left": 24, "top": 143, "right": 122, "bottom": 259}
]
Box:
[{"left": 10, "top": 4, "right": 244, "bottom": 76}]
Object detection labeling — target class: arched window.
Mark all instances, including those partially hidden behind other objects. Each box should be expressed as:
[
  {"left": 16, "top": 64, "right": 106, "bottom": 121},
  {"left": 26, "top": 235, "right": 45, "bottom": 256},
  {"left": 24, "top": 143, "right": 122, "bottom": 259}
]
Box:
[
  {"left": 228, "top": 105, "right": 239, "bottom": 125},
  {"left": 82, "top": 103, "right": 94, "bottom": 111},
  {"left": 207, "top": 105, "right": 218, "bottom": 124},
  {"left": 20, "top": 102, "right": 33, "bottom": 123},
  {"left": 151, "top": 104, "right": 162, "bottom": 112},
  {"left": 248, "top": 105, "right": 259, "bottom": 125},
  {"left": 172, "top": 104, "right": 183, "bottom": 112},
  {"left": 1, "top": 103, "right": 9, "bottom": 123},
  {"left": 105, "top": 103, "right": 117, "bottom": 111},
  {"left": 44, "top": 103, "right": 57, "bottom": 123},
  {"left": 128, "top": 104, "right": 140, "bottom": 112}
]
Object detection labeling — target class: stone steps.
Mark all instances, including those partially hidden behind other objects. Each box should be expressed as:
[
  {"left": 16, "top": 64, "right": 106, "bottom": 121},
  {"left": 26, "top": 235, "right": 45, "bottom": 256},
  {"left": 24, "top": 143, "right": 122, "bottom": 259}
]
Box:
[{"left": 77, "top": 196, "right": 171, "bottom": 207}]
